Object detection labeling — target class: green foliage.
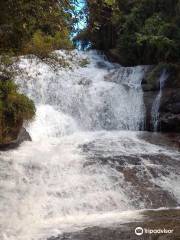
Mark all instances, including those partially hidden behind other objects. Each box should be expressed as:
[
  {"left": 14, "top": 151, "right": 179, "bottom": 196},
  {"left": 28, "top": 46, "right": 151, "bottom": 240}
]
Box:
[
  {"left": 84, "top": 0, "right": 180, "bottom": 66},
  {"left": 135, "top": 14, "right": 178, "bottom": 63},
  {"left": 0, "top": 79, "right": 35, "bottom": 144},
  {"left": 0, "top": 0, "right": 76, "bottom": 144},
  {"left": 53, "top": 31, "right": 73, "bottom": 50},
  {"left": 104, "top": 0, "right": 116, "bottom": 6},
  {"left": 0, "top": 0, "right": 75, "bottom": 55},
  {"left": 0, "top": 53, "right": 35, "bottom": 144},
  {"left": 24, "top": 29, "right": 73, "bottom": 59},
  {"left": 80, "top": 0, "right": 117, "bottom": 50},
  {"left": 23, "top": 30, "right": 54, "bottom": 58}
]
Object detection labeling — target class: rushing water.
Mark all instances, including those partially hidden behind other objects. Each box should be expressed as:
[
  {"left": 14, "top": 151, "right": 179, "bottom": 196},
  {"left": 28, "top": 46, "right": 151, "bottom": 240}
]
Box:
[
  {"left": 0, "top": 51, "right": 180, "bottom": 240},
  {"left": 16, "top": 50, "right": 146, "bottom": 132},
  {"left": 151, "top": 70, "right": 169, "bottom": 131}
]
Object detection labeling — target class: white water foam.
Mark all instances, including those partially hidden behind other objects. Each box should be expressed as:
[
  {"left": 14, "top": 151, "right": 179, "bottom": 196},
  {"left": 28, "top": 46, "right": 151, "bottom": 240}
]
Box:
[
  {"left": 0, "top": 130, "right": 180, "bottom": 240},
  {"left": 16, "top": 50, "right": 147, "bottom": 133}
]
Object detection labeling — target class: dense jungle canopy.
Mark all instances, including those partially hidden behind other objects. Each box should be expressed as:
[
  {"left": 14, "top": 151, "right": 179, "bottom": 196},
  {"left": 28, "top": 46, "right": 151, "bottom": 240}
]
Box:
[
  {"left": 1, "top": 0, "right": 180, "bottom": 67},
  {"left": 0, "top": 0, "right": 78, "bottom": 55},
  {"left": 79, "top": 0, "right": 180, "bottom": 66}
]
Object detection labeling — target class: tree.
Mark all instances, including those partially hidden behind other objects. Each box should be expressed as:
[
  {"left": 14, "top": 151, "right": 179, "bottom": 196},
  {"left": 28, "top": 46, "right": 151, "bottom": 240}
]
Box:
[
  {"left": 0, "top": 0, "right": 76, "bottom": 54},
  {"left": 81, "top": 0, "right": 180, "bottom": 65}
]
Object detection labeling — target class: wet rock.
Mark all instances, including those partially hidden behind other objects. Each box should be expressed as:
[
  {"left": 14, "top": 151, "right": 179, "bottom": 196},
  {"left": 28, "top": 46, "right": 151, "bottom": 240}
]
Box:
[
  {"left": 78, "top": 77, "right": 92, "bottom": 86},
  {"left": 142, "top": 66, "right": 161, "bottom": 130},
  {"left": 96, "top": 61, "right": 109, "bottom": 69},
  {"left": 143, "top": 91, "right": 158, "bottom": 130},
  {"left": 0, "top": 74, "right": 9, "bottom": 81},
  {"left": 0, "top": 127, "right": 31, "bottom": 151},
  {"left": 142, "top": 64, "right": 180, "bottom": 132},
  {"left": 160, "top": 89, "right": 180, "bottom": 112},
  {"left": 142, "top": 66, "right": 159, "bottom": 92},
  {"left": 159, "top": 113, "right": 180, "bottom": 132},
  {"left": 139, "top": 132, "right": 180, "bottom": 150},
  {"left": 48, "top": 209, "right": 180, "bottom": 240},
  {"left": 80, "top": 133, "right": 180, "bottom": 209},
  {"left": 156, "top": 88, "right": 180, "bottom": 132},
  {"left": 165, "top": 103, "right": 180, "bottom": 114}
]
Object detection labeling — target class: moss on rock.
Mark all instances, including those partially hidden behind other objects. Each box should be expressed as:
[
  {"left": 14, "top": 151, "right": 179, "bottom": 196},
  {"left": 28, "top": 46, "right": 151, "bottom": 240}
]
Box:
[{"left": 0, "top": 78, "right": 35, "bottom": 144}]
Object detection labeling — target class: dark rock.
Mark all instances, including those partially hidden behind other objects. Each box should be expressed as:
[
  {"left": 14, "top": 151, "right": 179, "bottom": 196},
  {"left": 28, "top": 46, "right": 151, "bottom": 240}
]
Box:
[
  {"left": 0, "top": 74, "right": 9, "bottom": 81},
  {"left": 0, "top": 127, "right": 31, "bottom": 151},
  {"left": 139, "top": 131, "right": 180, "bottom": 150},
  {"left": 171, "top": 90, "right": 180, "bottom": 102},
  {"left": 157, "top": 88, "right": 180, "bottom": 132},
  {"left": 141, "top": 78, "right": 147, "bottom": 84},
  {"left": 106, "top": 49, "right": 125, "bottom": 66},
  {"left": 160, "top": 89, "right": 180, "bottom": 111},
  {"left": 78, "top": 77, "right": 92, "bottom": 86},
  {"left": 142, "top": 66, "right": 160, "bottom": 92},
  {"left": 159, "top": 113, "right": 180, "bottom": 132},
  {"left": 142, "top": 63, "right": 180, "bottom": 132},
  {"left": 142, "top": 83, "right": 159, "bottom": 91},
  {"left": 165, "top": 103, "right": 180, "bottom": 114},
  {"left": 144, "top": 88, "right": 179, "bottom": 132},
  {"left": 96, "top": 61, "right": 108, "bottom": 69},
  {"left": 143, "top": 91, "right": 158, "bottom": 130}
]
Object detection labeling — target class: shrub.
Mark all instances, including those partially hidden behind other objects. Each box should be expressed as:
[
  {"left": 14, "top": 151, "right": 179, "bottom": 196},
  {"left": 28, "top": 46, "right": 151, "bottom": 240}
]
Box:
[
  {"left": 23, "top": 30, "right": 73, "bottom": 59},
  {"left": 23, "top": 30, "right": 54, "bottom": 59},
  {"left": 53, "top": 31, "right": 73, "bottom": 50},
  {"left": 0, "top": 79, "right": 35, "bottom": 144}
]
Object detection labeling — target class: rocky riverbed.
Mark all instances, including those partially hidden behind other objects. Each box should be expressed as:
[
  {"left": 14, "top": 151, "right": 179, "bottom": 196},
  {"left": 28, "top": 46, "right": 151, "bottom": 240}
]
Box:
[{"left": 48, "top": 209, "right": 180, "bottom": 240}]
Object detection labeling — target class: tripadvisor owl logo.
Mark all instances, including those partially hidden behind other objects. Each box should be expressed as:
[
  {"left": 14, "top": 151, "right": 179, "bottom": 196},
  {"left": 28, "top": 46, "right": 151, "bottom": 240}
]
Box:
[
  {"left": 135, "top": 226, "right": 174, "bottom": 236},
  {"left": 135, "top": 227, "right": 144, "bottom": 236}
]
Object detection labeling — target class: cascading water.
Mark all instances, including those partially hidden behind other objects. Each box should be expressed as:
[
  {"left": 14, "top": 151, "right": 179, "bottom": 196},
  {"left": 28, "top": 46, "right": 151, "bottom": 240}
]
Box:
[
  {"left": 16, "top": 50, "right": 146, "bottom": 133},
  {"left": 0, "top": 51, "right": 180, "bottom": 240},
  {"left": 151, "top": 70, "right": 169, "bottom": 131}
]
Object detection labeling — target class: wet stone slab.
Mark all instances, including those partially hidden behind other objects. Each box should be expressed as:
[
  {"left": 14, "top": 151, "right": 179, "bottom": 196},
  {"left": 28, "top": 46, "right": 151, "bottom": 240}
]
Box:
[
  {"left": 80, "top": 132, "right": 180, "bottom": 209},
  {"left": 48, "top": 209, "right": 180, "bottom": 240}
]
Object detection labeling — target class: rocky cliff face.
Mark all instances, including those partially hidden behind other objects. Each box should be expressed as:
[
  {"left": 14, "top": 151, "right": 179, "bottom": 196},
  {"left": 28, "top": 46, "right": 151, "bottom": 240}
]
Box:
[
  {"left": 142, "top": 64, "right": 180, "bottom": 132},
  {"left": 107, "top": 50, "right": 180, "bottom": 133}
]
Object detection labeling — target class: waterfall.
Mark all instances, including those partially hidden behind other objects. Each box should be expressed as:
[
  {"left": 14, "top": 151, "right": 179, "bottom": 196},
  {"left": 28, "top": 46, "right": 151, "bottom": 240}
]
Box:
[
  {"left": 151, "top": 70, "right": 168, "bottom": 131},
  {"left": 1, "top": 51, "right": 180, "bottom": 240},
  {"left": 15, "top": 50, "right": 147, "bottom": 137}
]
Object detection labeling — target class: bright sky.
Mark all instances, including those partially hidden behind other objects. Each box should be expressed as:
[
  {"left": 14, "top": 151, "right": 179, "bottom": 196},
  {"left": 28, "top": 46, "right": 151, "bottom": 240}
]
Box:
[{"left": 75, "top": 0, "right": 86, "bottom": 31}]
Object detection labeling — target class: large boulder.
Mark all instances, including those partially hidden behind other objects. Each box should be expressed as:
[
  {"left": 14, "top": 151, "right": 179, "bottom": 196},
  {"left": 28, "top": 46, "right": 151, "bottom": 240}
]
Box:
[{"left": 0, "top": 128, "right": 31, "bottom": 151}]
